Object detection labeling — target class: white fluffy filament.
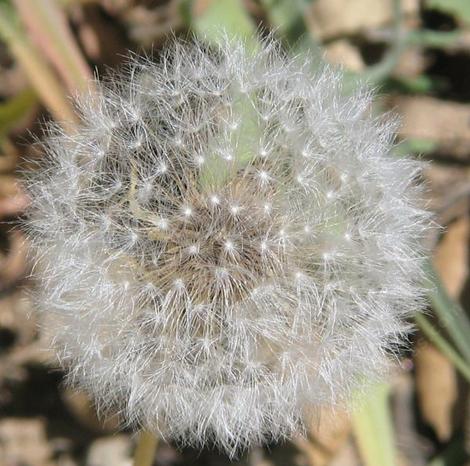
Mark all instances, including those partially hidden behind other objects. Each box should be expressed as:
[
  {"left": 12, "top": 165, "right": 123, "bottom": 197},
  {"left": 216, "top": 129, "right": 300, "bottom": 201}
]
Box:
[{"left": 24, "top": 36, "right": 429, "bottom": 455}]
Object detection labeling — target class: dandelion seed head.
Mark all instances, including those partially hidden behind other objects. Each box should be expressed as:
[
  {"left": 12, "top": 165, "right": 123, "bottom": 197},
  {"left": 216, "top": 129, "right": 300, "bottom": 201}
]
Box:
[{"left": 24, "top": 35, "right": 429, "bottom": 455}]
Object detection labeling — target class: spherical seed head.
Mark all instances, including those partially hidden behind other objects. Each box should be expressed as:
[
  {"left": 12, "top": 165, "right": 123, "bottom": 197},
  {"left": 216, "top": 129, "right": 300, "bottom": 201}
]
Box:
[{"left": 24, "top": 36, "right": 429, "bottom": 454}]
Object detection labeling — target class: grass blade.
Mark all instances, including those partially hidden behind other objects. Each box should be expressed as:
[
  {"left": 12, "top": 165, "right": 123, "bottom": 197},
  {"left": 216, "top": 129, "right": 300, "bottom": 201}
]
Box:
[
  {"left": 14, "top": 0, "right": 92, "bottom": 92},
  {"left": 352, "top": 384, "right": 397, "bottom": 466},
  {"left": 415, "top": 313, "right": 470, "bottom": 384},
  {"left": 0, "top": 3, "right": 77, "bottom": 125},
  {"left": 425, "top": 261, "right": 470, "bottom": 362}
]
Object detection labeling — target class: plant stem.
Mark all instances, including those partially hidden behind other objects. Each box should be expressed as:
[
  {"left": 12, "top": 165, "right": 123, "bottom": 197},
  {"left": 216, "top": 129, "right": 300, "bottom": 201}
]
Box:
[
  {"left": 362, "top": 0, "right": 406, "bottom": 84},
  {"left": 351, "top": 384, "right": 397, "bottom": 466},
  {"left": 415, "top": 313, "right": 470, "bottom": 384},
  {"left": 425, "top": 260, "right": 470, "bottom": 362},
  {"left": 133, "top": 431, "right": 158, "bottom": 466}
]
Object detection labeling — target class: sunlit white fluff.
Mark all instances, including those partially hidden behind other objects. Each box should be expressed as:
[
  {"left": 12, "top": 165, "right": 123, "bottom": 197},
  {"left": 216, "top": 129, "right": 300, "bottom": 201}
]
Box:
[{"left": 24, "top": 36, "right": 428, "bottom": 455}]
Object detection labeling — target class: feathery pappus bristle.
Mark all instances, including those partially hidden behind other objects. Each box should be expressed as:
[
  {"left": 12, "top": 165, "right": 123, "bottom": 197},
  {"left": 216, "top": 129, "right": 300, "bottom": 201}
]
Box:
[{"left": 24, "top": 35, "right": 429, "bottom": 455}]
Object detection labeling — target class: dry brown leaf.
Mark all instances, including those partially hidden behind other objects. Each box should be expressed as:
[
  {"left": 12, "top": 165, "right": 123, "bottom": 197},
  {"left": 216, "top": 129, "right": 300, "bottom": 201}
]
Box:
[
  {"left": 122, "top": 3, "right": 183, "bottom": 46},
  {"left": 394, "top": 96, "right": 470, "bottom": 160},
  {"left": 0, "top": 175, "right": 20, "bottom": 198},
  {"left": 0, "top": 152, "right": 18, "bottom": 174},
  {"left": 61, "top": 388, "right": 121, "bottom": 433},
  {"left": 324, "top": 40, "right": 365, "bottom": 72},
  {"left": 0, "top": 418, "right": 52, "bottom": 466},
  {"left": 434, "top": 216, "right": 470, "bottom": 296},
  {"left": 393, "top": 47, "right": 428, "bottom": 80},
  {"left": 293, "top": 409, "right": 351, "bottom": 466},
  {"left": 423, "top": 164, "right": 470, "bottom": 222},
  {"left": 86, "top": 435, "right": 131, "bottom": 466},
  {"left": 0, "top": 176, "right": 29, "bottom": 218},
  {"left": 329, "top": 439, "right": 360, "bottom": 466},
  {"left": 415, "top": 341, "right": 458, "bottom": 441},
  {"left": 306, "top": 0, "right": 418, "bottom": 40}
]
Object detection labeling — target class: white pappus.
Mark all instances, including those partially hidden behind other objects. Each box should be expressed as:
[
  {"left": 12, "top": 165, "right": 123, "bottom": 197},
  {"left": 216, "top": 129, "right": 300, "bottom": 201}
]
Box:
[{"left": 24, "top": 35, "right": 429, "bottom": 455}]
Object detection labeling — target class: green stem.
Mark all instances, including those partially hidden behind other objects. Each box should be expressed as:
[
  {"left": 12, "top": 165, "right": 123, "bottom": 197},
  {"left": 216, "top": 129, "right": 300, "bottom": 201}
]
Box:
[
  {"left": 362, "top": 0, "right": 406, "bottom": 84},
  {"left": 352, "top": 384, "right": 397, "bottom": 466},
  {"left": 415, "top": 313, "right": 470, "bottom": 384},
  {"left": 425, "top": 260, "right": 470, "bottom": 363}
]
